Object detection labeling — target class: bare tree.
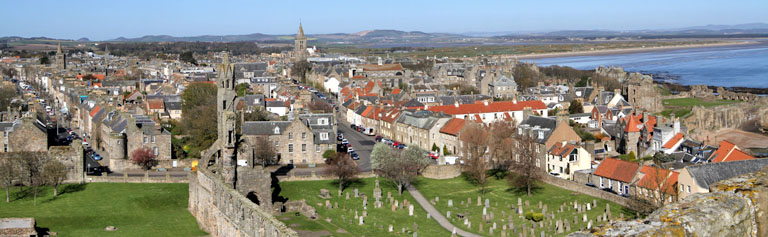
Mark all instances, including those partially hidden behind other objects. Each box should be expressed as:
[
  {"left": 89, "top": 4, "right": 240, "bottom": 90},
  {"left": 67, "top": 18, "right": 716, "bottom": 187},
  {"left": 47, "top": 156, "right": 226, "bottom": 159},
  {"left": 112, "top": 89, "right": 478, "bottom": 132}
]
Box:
[
  {"left": 131, "top": 147, "right": 157, "bottom": 170},
  {"left": 18, "top": 152, "right": 45, "bottom": 205},
  {"left": 43, "top": 159, "right": 68, "bottom": 198},
  {"left": 371, "top": 143, "right": 430, "bottom": 195},
  {"left": 325, "top": 152, "right": 359, "bottom": 193},
  {"left": 461, "top": 123, "right": 491, "bottom": 196},
  {"left": 0, "top": 156, "right": 18, "bottom": 203},
  {"left": 510, "top": 135, "right": 541, "bottom": 196},
  {"left": 488, "top": 121, "right": 516, "bottom": 170},
  {"left": 254, "top": 136, "right": 277, "bottom": 167}
]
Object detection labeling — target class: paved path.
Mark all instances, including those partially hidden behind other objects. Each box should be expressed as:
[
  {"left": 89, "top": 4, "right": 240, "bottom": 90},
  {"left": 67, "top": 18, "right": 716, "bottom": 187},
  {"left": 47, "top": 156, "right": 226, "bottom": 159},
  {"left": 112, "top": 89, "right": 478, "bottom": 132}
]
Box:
[{"left": 406, "top": 185, "right": 480, "bottom": 237}]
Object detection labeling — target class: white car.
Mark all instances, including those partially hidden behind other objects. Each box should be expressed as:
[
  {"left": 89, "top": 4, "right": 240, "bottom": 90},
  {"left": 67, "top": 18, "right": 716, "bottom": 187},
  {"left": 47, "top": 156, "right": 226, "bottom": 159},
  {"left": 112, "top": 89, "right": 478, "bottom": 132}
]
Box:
[{"left": 347, "top": 147, "right": 355, "bottom": 153}]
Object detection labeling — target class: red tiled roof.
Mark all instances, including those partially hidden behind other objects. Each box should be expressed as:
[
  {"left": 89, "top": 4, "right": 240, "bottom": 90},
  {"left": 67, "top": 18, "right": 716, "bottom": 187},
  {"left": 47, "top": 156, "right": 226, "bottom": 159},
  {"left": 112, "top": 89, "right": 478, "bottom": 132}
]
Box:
[
  {"left": 427, "top": 100, "right": 546, "bottom": 115},
  {"left": 474, "top": 114, "right": 483, "bottom": 123},
  {"left": 503, "top": 112, "right": 514, "bottom": 121},
  {"left": 624, "top": 114, "right": 644, "bottom": 133},
  {"left": 711, "top": 140, "right": 755, "bottom": 163},
  {"left": 362, "top": 63, "right": 404, "bottom": 71},
  {"left": 636, "top": 165, "right": 679, "bottom": 195},
  {"left": 549, "top": 142, "right": 577, "bottom": 156},
  {"left": 663, "top": 133, "right": 684, "bottom": 149},
  {"left": 593, "top": 158, "right": 640, "bottom": 183},
  {"left": 391, "top": 88, "right": 402, "bottom": 94},
  {"left": 352, "top": 75, "right": 366, "bottom": 79},
  {"left": 440, "top": 118, "right": 466, "bottom": 135},
  {"left": 89, "top": 105, "right": 101, "bottom": 117},
  {"left": 147, "top": 99, "right": 164, "bottom": 110}
]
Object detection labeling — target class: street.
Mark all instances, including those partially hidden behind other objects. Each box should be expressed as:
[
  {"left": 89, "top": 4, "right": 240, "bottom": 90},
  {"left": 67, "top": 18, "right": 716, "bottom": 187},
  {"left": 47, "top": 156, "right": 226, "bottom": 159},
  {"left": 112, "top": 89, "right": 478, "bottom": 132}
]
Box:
[{"left": 337, "top": 119, "right": 375, "bottom": 172}]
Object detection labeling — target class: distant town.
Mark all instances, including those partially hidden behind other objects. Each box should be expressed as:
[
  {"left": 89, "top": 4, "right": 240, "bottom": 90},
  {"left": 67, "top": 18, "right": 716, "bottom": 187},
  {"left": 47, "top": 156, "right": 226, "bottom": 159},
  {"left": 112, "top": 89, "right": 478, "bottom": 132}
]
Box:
[{"left": 2, "top": 22, "right": 768, "bottom": 237}]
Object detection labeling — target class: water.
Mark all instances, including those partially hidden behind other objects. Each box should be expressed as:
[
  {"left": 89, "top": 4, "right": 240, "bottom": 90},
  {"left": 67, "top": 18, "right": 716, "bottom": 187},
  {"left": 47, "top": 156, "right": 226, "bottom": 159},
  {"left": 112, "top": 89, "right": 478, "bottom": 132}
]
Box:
[{"left": 532, "top": 42, "right": 768, "bottom": 88}]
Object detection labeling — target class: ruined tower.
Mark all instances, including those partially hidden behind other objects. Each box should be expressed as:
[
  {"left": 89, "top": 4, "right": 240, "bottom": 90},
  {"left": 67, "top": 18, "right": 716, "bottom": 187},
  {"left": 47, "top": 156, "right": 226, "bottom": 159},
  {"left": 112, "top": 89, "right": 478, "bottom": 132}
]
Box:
[
  {"left": 55, "top": 42, "right": 66, "bottom": 70},
  {"left": 294, "top": 23, "right": 307, "bottom": 62},
  {"left": 104, "top": 45, "right": 109, "bottom": 76},
  {"left": 216, "top": 52, "right": 239, "bottom": 186}
]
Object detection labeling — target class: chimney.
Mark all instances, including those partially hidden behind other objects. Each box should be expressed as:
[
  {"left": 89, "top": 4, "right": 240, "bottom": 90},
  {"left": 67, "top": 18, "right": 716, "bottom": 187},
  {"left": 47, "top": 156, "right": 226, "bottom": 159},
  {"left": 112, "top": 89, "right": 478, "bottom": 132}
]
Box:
[
  {"left": 454, "top": 101, "right": 459, "bottom": 108},
  {"left": 483, "top": 100, "right": 489, "bottom": 106},
  {"left": 512, "top": 99, "right": 517, "bottom": 104},
  {"left": 642, "top": 111, "right": 648, "bottom": 123},
  {"left": 673, "top": 118, "right": 681, "bottom": 134},
  {"left": 523, "top": 107, "right": 532, "bottom": 120}
]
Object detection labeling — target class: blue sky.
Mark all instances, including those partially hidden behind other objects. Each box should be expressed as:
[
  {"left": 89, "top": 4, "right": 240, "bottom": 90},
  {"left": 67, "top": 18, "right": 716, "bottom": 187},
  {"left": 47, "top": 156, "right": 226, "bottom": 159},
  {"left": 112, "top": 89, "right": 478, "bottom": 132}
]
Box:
[{"left": 3, "top": 0, "right": 767, "bottom": 40}]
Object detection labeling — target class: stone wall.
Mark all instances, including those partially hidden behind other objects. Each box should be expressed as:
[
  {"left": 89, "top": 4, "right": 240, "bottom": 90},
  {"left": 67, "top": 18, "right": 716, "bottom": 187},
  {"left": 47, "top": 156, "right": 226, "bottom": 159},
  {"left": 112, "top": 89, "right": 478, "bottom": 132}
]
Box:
[
  {"left": 570, "top": 166, "right": 768, "bottom": 236},
  {"left": 685, "top": 103, "right": 768, "bottom": 133},
  {"left": 422, "top": 164, "right": 462, "bottom": 179},
  {"left": 188, "top": 168, "right": 297, "bottom": 237},
  {"left": 109, "top": 158, "right": 196, "bottom": 171},
  {"left": 87, "top": 173, "right": 188, "bottom": 183},
  {"left": 540, "top": 174, "right": 635, "bottom": 208}
]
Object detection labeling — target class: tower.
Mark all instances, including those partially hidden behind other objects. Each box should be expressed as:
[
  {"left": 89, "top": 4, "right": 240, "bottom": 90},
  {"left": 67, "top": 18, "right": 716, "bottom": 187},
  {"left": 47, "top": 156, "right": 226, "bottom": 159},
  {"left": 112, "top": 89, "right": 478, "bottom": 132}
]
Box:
[
  {"left": 104, "top": 45, "right": 110, "bottom": 76},
  {"left": 55, "top": 42, "right": 66, "bottom": 70},
  {"left": 216, "top": 52, "right": 239, "bottom": 186},
  {"left": 294, "top": 23, "right": 307, "bottom": 62}
]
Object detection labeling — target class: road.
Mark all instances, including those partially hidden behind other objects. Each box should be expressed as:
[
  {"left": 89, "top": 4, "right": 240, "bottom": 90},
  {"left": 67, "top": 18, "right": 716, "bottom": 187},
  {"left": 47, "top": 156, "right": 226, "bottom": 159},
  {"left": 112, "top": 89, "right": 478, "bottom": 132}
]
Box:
[{"left": 337, "top": 119, "right": 376, "bottom": 172}]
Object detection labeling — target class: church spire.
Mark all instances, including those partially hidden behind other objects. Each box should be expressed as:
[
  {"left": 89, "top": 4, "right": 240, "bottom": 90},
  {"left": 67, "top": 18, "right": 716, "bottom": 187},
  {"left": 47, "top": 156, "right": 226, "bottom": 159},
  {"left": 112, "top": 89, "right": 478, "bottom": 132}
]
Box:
[
  {"left": 222, "top": 51, "right": 230, "bottom": 65},
  {"left": 296, "top": 23, "right": 306, "bottom": 40},
  {"left": 57, "top": 42, "right": 63, "bottom": 54}
]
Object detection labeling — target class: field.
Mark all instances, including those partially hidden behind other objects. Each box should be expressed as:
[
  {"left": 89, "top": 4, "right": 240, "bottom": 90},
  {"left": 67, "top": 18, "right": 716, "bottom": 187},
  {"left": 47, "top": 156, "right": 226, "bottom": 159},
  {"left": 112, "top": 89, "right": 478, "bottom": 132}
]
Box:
[
  {"left": 0, "top": 183, "right": 206, "bottom": 237},
  {"left": 277, "top": 177, "right": 450, "bottom": 236},
  {"left": 660, "top": 97, "right": 741, "bottom": 118},
  {"left": 414, "top": 175, "right": 633, "bottom": 236}
]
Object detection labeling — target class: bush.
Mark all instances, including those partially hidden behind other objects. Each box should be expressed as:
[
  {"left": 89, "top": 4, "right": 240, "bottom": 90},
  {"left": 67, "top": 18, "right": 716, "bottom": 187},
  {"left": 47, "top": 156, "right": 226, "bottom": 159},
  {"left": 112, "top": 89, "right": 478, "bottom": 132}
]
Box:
[{"left": 524, "top": 211, "right": 544, "bottom": 222}]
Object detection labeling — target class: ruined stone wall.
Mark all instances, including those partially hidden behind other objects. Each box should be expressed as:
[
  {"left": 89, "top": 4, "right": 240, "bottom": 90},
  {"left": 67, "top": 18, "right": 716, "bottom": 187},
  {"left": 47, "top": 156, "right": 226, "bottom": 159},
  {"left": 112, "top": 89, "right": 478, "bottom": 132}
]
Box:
[
  {"left": 685, "top": 103, "right": 768, "bottom": 133},
  {"left": 570, "top": 166, "right": 768, "bottom": 237},
  {"left": 422, "top": 164, "right": 462, "bottom": 179},
  {"left": 188, "top": 168, "right": 297, "bottom": 237}
]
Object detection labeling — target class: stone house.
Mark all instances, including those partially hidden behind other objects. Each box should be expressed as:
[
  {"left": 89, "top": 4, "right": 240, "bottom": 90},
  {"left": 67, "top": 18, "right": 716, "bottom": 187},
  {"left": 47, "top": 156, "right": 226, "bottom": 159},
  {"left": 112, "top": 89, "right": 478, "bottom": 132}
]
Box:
[
  {"left": 427, "top": 100, "right": 548, "bottom": 126},
  {"left": 633, "top": 165, "right": 679, "bottom": 205},
  {"left": 437, "top": 118, "right": 466, "bottom": 158},
  {"left": 1, "top": 117, "right": 48, "bottom": 152},
  {"left": 707, "top": 140, "right": 755, "bottom": 163},
  {"left": 546, "top": 141, "right": 592, "bottom": 180},
  {"left": 518, "top": 115, "right": 581, "bottom": 170},
  {"left": 393, "top": 110, "right": 450, "bottom": 151},
  {"left": 592, "top": 158, "right": 639, "bottom": 195},
  {"left": 488, "top": 75, "right": 518, "bottom": 99},
  {"left": 243, "top": 94, "right": 266, "bottom": 113},
  {"left": 242, "top": 114, "right": 335, "bottom": 165},
  {"left": 377, "top": 108, "right": 402, "bottom": 140},
  {"left": 677, "top": 159, "right": 768, "bottom": 200}
]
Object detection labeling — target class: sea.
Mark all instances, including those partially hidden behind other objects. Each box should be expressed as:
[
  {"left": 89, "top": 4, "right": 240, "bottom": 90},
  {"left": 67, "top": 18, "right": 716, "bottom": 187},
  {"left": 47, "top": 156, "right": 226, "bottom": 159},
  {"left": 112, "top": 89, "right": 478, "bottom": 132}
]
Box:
[{"left": 531, "top": 42, "right": 768, "bottom": 88}]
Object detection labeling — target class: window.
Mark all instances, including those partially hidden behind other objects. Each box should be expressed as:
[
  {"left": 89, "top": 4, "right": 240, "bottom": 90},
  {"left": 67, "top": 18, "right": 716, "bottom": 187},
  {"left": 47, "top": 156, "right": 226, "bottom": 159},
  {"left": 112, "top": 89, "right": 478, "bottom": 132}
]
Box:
[
  {"left": 316, "top": 145, "right": 320, "bottom": 152},
  {"left": 151, "top": 136, "right": 155, "bottom": 143},
  {"left": 687, "top": 185, "right": 691, "bottom": 193},
  {"left": 274, "top": 141, "right": 278, "bottom": 147},
  {"left": 600, "top": 177, "right": 604, "bottom": 188},
  {"left": 274, "top": 127, "right": 280, "bottom": 134},
  {"left": 609, "top": 180, "right": 613, "bottom": 189},
  {"left": 320, "top": 133, "right": 328, "bottom": 140},
  {"left": 143, "top": 136, "right": 148, "bottom": 143},
  {"left": 288, "top": 132, "right": 293, "bottom": 140},
  {"left": 288, "top": 144, "right": 293, "bottom": 153},
  {"left": 302, "top": 132, "right": 306, "bottom": 139},
  {"left": 302, "top": 144, "right": 306, "bottom": 152},
  {"left": 318, "top": 118, "right": 328, "bottom": 125},
  {"left": 153, "top": 147, "right": 158, "bottom": 155},
  {"left": 117, "top": 140, "right": 121, "bottom": 145}
]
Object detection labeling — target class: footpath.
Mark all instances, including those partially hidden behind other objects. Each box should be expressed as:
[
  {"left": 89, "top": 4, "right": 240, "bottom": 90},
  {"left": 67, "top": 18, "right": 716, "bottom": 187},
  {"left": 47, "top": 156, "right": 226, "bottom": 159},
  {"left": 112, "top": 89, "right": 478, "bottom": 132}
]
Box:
[{"left": 406, "top": 185, "right": 481, "bottom": 237}]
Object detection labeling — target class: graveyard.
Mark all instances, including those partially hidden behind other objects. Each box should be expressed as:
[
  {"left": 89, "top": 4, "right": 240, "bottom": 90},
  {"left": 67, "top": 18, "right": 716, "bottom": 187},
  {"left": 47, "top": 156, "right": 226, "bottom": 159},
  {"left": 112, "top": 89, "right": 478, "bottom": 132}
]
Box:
[
  {"left": 414, "top": 176, "right": 635, "bottom": 236},
  {"left": 277, "top": 177, "right": 451, "bottom": 236}
]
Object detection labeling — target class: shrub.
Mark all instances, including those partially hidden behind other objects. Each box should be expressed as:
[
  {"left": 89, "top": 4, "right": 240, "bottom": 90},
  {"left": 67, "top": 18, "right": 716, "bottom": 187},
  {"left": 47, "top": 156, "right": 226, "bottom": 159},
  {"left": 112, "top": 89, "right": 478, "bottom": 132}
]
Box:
[{"left": 524, "top": 211, "right": 544, "bottom": 222}]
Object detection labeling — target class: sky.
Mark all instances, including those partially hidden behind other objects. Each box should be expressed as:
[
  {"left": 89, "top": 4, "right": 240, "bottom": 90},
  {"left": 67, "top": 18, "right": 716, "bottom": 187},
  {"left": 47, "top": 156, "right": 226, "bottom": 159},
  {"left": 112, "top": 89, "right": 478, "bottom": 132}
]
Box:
[{"left": 3, "top": 0, "right": 768, "bottom": 40}]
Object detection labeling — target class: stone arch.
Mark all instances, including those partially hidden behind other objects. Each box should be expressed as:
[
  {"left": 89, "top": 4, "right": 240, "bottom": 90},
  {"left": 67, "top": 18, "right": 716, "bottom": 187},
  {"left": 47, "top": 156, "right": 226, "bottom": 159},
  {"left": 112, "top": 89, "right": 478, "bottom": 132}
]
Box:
[{"left": 246, "top": 191, "right": 260, "bottom": 205}]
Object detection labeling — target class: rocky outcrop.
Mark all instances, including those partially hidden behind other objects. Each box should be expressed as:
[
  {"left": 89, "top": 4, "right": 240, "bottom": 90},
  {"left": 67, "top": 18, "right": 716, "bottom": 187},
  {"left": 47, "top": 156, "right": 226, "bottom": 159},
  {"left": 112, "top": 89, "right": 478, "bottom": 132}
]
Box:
[{"left": 571, "top": 166, "right": 768, "bottom": 236}]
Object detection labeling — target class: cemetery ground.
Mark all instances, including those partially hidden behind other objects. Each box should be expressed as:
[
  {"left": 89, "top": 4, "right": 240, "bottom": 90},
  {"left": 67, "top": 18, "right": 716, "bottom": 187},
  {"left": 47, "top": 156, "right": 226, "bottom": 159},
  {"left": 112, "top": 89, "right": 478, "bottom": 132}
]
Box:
[
  {"left": 278, "top": 177, "right": 451, "bottom": 236},
  {"left": 414, "top": 175, "right": 635, "bottom": 236},
  {"left": 0, "top": 183, "right": 206, "bottom": 236}
]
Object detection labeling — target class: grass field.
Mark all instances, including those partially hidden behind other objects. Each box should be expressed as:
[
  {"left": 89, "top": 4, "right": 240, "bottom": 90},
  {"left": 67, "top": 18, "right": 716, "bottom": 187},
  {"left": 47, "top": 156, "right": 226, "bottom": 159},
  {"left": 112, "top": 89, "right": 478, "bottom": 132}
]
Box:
[
  {"left": 277, "top": 178, "right": 450, "bottom": 236},
  {"left": 660, "top": 97, "right": 741, "bottom": 118},
  {"left": 414, "top": 175, "right": 633, "bottom": 236},
  {"left": 0, "top": 183, "right": 206, "bottom": 237}
]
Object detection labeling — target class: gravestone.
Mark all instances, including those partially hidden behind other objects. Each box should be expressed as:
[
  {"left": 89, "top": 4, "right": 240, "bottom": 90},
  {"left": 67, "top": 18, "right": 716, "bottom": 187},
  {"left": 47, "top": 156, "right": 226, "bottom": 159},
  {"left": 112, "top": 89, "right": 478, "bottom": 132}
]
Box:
[
  {"left": 583, "top": 213, "right": 587, "bottom": 222},
  {"left": 363, "top": 210, "right": 367, "bottom": 217},
  {"left": 363, "top": 198, "right": 367, "bottom": 207},
  {"left": 606, "top": 203, "right": 612, "bottom": 219},
  {"left": 373, "top": 179, "right": 382, "bottom": 199},
  {"left": 409, "top": 205, "right": 414, "bottom": 216},
  {"left": 346, "top": 192, "right": 350, "bottom": 200},
  {"left": 427, "top": 213, "right": 431, "bottom": 219},
  {"left": 392, "top": 204, "right": 396, "bottom": 212},
  {"left": 334, "top": 202, "right": 338, "bottom": 209},
  {"left": 389, "top": 224, "right": 393, "bottom": 232},
  {"left": 587, "top": 220, "right": 592, "bottom": 229},
  {"left": 542, "top": 204, "right": 547, "bottom": 214},
  {"left": 354, "top": 188, "right": 359, "bottom": 197},
  {"left": 593, "top": 200, "right": 597, "bottom": 207},
  {"left": 448, "top": 200, "right": 453, "bottom": 207},
  {"left": 436, "top": 196, "right": 439, "bottom": 202},
  {"left": 320, "top": 189, "right": 331, "bottom": 199},
  {"left": 447, "top": 211, "right": 451, "bottom": 218},
  {"left": 538, "top": 201, "right": 542, "bottom": 209},
  {"left": 483, "top": 207, "right": 487, "bottom": 216},
  {"left": 485, "top": 199, "right": 490, "bottom": 208},
  {"left": 325, "top": 200, "right": 331, "bottom": 209},
  {"left": 586, "top": 203, "right": 591, "bottom": 211},
  {"left": 518, "top": 198, "right": 522, "bottom": 206},
  {"left": 359, "top": 216, "right": 364, "bottom": 225},
  {"left": 478, "top": 196, "right": 482, "bottom": 206}
]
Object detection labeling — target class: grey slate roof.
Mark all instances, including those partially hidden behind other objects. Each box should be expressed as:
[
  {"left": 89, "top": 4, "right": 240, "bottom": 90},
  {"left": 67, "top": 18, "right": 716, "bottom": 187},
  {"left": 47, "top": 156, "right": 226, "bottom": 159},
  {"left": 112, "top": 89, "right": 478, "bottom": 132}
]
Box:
[
  {"left": 242, "top": 121, "right": 292, "bottom": 135},
  {"left": 244, "top": 94, "right": 266, "bottom": 107},
  {"left": 686, "top": 159, "right": 768, "bottom": 189},
  {"left": 519, "top": 116, "right": 557, "bottom": 144}
]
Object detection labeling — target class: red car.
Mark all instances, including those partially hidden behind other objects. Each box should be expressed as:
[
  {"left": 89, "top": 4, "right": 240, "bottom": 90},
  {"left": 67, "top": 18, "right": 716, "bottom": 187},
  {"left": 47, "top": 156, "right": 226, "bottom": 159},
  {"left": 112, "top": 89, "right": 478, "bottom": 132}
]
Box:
[
  {"left": 392, "top": 142, "right": 400, "bottom": 147},
  {"left": 428, "top": 152, "right": 439, "bottom": 160}
]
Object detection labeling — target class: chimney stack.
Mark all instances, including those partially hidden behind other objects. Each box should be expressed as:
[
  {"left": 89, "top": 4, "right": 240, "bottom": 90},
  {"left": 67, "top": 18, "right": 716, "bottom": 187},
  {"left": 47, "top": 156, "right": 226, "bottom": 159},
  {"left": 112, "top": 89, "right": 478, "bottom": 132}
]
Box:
[{"left": 523, "top": 107, "right": 533, "bottom": 120}]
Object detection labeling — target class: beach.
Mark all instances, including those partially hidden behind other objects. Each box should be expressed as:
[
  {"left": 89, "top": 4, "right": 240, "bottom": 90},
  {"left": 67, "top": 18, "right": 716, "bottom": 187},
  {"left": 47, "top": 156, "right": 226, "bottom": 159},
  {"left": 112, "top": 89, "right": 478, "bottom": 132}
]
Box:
[{"left": 510, "top": 40, "right": 760, "bottom": 59}]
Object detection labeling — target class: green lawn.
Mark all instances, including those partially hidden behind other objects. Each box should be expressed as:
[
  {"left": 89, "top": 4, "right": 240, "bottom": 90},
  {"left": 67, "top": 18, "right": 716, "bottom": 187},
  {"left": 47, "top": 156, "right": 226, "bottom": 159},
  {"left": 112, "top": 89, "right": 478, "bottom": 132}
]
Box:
[
  {"left": 278, "top": 178, "right": 450, "bottom": 236},
  {"left": 414, "top": 175, "right": 633, "bottom": 236},
  {"left": 0, "top": 183, "right": 206, "bottom": 237},
  {"left": 660, "top": 97, "right": 741, "bottom": 118}
]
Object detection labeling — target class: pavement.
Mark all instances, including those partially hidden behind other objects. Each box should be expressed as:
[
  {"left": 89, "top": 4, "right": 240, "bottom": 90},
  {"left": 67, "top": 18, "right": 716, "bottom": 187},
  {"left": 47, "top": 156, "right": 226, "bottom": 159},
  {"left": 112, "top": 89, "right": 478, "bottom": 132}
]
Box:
[
  {"left": 406, "top": 185, "right": 480, "bottom": 237},
  {"left": 337, "top": 119, "right": 376, "bottom": 172}
]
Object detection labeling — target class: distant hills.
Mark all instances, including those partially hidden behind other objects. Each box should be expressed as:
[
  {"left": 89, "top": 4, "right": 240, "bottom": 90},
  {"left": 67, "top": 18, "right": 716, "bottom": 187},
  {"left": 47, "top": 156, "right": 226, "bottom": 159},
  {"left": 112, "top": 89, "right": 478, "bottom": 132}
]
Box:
[{"left": 3, "top": 23, "right": 768, "bottom": 45}]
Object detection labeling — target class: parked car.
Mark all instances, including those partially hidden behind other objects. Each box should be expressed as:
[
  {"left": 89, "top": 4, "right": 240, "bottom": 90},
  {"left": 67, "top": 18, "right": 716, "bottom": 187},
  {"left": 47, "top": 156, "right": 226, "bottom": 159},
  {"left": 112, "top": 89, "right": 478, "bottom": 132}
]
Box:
[
  {"left": 341, "top": 139, "right": 349, "bottom": 145},
  {"left": 428, "top": 152, "right": 439, "bottom": 160},
  {"left": 92, "top": 153, "right": 102, "bottom": 161},
  {"left": 375, "top": 136, "right": 382, "bottom": 142},
  {"left": 396, "top": 144, "right": 406, "bottom": 149},
  {"left": 350, "top": 124, "right": 357, "bottom": 130},
  {"left": 347, "top": 147, "right": 355, "bottom": 153},
  {"left": 337, "top": 134, "right": 344, "bottom": 141},
  {"left": 350, "top": 152, "right": 359, "bottom": 160},
  {"left": 392, "top": 141, "right": 400, "bottom": 147}
]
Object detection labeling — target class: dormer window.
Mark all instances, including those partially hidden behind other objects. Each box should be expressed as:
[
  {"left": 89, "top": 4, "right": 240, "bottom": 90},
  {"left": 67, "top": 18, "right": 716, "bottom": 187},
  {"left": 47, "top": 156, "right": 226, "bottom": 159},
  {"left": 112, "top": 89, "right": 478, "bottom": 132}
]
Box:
[
  {"left": 538, "top": 131, "right": 544, "bottom": 139},
  {"left": 318, "top": 118, "right": 328, "bottom": 125},
  {"left": 320, "top": 133, "right": 328, "bottom": 140},
  {"left": 274, "top": 127, "right": 280, "bottom": 134}
]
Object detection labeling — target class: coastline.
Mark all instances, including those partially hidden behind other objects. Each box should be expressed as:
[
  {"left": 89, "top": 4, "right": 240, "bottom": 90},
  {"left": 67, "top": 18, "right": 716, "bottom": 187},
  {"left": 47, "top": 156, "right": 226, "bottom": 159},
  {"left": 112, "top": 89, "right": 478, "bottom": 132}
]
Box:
[{"left": 510, "top": 40, "right": 760, "bottom": 60}]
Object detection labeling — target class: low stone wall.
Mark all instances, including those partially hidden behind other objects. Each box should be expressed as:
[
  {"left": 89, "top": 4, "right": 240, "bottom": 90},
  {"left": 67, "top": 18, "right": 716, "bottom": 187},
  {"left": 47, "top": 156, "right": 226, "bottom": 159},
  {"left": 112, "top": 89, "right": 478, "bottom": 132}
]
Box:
[
  {"left": 540, "top": 174, "right": 634, "bottom": 208},
  {"left": 86, "top": 173, "right": 189, "bottom": 183},
  {"left": 422, "top": 164, "right": 462, "bottom": 179},
  {"left": 109, "top": 159, "right": 196, "bottom": 172},
  {"left": 570, "top": 166, "right": 768, "bottom": 236},
  {"left": 188, "top": 168, "right": 297, "bottom": 237},
  {"left": 276, "top": 171, "right": 375, "bottom": 182}
]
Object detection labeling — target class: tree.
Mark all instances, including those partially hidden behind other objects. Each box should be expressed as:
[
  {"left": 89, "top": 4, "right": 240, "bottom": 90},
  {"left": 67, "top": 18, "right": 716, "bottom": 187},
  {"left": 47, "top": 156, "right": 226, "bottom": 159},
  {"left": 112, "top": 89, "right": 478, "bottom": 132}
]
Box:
[
  {"left": 461, "top": 123, "right": 491, "bottom": 195},
  {"left": 181, "top": 83, "right": 217, "bottom": 157},
  {"left": 325, "top": 152, "right": 359, "bottom": 193},
  {"left": 291, "top": 61, "right": 311, "bottom": 83},
  {"left": 510, "top": 135, "right": 541, "bottom": 196},
  {"left": 307, "top": 100, "right": 333, "bottom": 113},
  {"left": 2, "top": 67, "right": 16, "bottom": 79},
  {"left": 244, "top": 109, "right": 272, "bottom": 121},
  {"left": 18, "top": 152, "right": 45, "bottom": 205},
  {"left": 0, "top": 86, "right": 19, "bottom": 111},
  {"left": 431, "top": 143, "right": 439, "bottom": 152},
  {"left": 235, "top": 83, "right": 250, "bottom": 97},
  {"left": 179, "top": 51, "right": 198, "bottom": 66},
  {"left": 254, "top": 137, "right": 277, "bottom": 167},
  {"left": 322, "top": 149, "right": 336, "bottom": 160},
  {"left": 371, "top": 143, "right": 430, "bottom": 195},
  {"left": 42, "top": 159, "right": 67, "bottom": 198},
  {"left": 488, "top": 121, "right": 516, "bottom": 170},
  {"left": 131, "top": 147, "right": 157, "bottom": 170},
  {"left": 39, "top": 56, "right": 50, "bottom": 65},
  {"left": 0, "top": 156, "right": 18, "bottom": 203},
  {"left": 568, "top": 100, "right": 584, "bottom": 114}
]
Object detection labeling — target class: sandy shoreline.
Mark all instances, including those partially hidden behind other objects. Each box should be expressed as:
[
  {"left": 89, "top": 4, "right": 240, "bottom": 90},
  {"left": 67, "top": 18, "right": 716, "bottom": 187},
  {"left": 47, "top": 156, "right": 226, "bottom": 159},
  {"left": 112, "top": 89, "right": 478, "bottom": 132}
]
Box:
[{"left": 509, "top": 40, "right": 760, "bottom": 60}]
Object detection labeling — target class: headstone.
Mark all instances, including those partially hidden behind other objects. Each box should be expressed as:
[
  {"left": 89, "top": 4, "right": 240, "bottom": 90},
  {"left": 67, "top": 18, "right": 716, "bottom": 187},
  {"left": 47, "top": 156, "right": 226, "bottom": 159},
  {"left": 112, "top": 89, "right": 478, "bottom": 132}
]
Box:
[
  {"left": 395, "top": 200, "right": 399, "bottom": 208},
  {"left": 483, "top": 207, "right": 487, "bottom": 216},
  {"left": 392, "top": 204, "right": 396, "bottom": 212},
  {"left": 427, "top": 213, "right": 431, "bottom": 219},
  {"left": 542, "top": 204, "right": 547, "bottom": 214},
  {"left": 478, "top": 196, "right": 482, "bottom": 206},
  {"left": 517, "top": 205, "right": 523, "bottom": 215},
  {"left": 388, "top": 192, "right": 392, "bottom": 199},
  {"left": 346, "top": 192, "right": 350, "bottom": 200},
  {"left": 480, "top": 223, "right": 484, "bottom": 232},
  {"left": 606, "top": 203, "right": 612, "bottom": 219},
  {"left": 490, "top": 227, "right": 494, "bottom": 235},
  {"left": 325, "top": 200, "right": 331, "bottom": 209},
  {"left": 464, "top": 218, "right": 469, "bottom": 226},
  {"left": 436, "top": 196, "right": 439, "bottom": 202},
  {"left": 359, "top": 216, "right": 364, "bottom": 225},
  {"left": 334, "top": 202, "right": 338, "bottom": 209},
  {"left": 363, "top": 198, "right": 367, "bottom": 207},
  {"left": 486, "top": 199, "right": 490, "bottom": 208},
  {"left": 447, "top": 211, "right": 451, "bottom": 218},
  {"left": 409, "top": 205, "right": 414, "bottom": 216},
  {"left": 320, "top": 189, "right": 331, "bottom": 199},
  {"left": 448, "top": 200, "right": 453, "bottom": 207},
  {"left": 363, "top": 210, "right": 367, "bottom": 217},
  {"left": 468, "top": 221, "right": 471, "bottom": 229},
  {"left": 452, "top": 227, "right": 457, "bottom": 235},
  {"left": 593, "top": 199, "right": 597, "bottom": 207},
  {"left": 586, "top": 203, "right": 591, "bottom": 211},
  {"left": 518, "top": 198, "right": 522, "bottom": 206},
  {"left": 354, "top": 188, "right": 359, "bottom": 197},
  {"left": 389, "top": 224, "right": 393, "bottom": 232},
  {"left": 373, "top": 179, "right": 382, "bottom": 199},
  {"left": 574, "top": 201, "right": 578, "bottom": 209},
  {"left": 583, "top": 213, "right": 588, "bottom": 222},
  {"left": 587, "top": 220, "right": 592, "bottom": 229},
  {"left": 538, "top": 201, "right": 542, "bottom": 209},
  {"left": 565, "top": 220, "right": 571, "bottom": 232}
]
